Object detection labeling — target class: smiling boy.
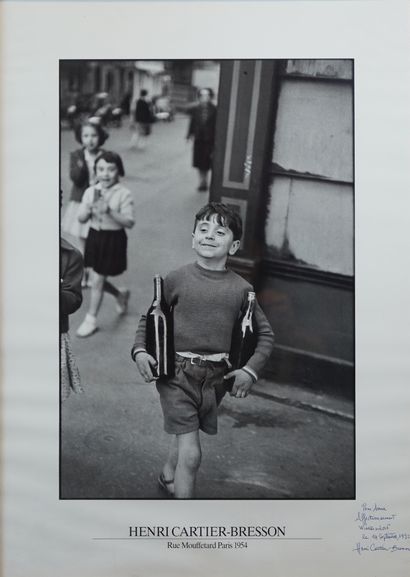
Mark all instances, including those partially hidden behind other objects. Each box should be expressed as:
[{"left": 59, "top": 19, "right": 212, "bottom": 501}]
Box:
[{"left": 132, "top": 202, "right": 274, "bottom": 498}]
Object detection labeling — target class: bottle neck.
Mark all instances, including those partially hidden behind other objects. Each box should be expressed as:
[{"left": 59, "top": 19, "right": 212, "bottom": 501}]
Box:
[
  {"left": 245, "top": 293, "right": 255, "bottom": 316},
  {"left": 241, "top": 293, "right": 255, "bottom": 335},
  {"left": 153, "top": 276, "right": 162, "bottom": 304}
]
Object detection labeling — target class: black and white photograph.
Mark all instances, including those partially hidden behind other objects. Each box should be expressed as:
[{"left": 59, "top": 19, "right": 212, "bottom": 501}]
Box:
[
  {"left": 60, "top": 59, "right": 355, "bottom": 500},
  {"left": 3, "top": 2, "right": 410, "bottom": 577}
]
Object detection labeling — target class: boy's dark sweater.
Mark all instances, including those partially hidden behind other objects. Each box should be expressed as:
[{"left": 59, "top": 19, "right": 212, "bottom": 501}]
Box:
[{"left": 133, "top": 262, "right": 274, "bottom": 375}]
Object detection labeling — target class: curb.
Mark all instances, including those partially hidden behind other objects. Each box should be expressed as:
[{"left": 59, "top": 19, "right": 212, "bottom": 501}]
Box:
[{"left": 251, "top": 380, "right": 354, "bottom": 422}]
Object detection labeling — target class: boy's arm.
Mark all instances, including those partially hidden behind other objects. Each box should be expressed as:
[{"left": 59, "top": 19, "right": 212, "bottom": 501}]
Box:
[
  {"left": 224, "top": 299, "right": 274, "bottom": 397},
  {"left": 244, "top": 300, "right": 275, "bottom": 379},
  {"left": 130, "top": 270, "right": 173, "bottom": 360},
  {"left": 131, "top": 315, "right": 158, "bottom": 382},
  {"left": 131, "top": 270, "right": 173, "bottom": 358},
  {"left": 131, "top": 273, "right": 175, "bottom": 381},
  {"left": 131, "top": 314, "right": 147, "bottom": 360}
]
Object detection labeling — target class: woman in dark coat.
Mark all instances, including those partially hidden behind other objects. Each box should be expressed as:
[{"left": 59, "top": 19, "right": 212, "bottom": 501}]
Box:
[
  {"left": 130, "top": 89, "right": 154, "bottom": 149},
  {"left": 186, "top": 88, "right": 217, "bottom": 192}
]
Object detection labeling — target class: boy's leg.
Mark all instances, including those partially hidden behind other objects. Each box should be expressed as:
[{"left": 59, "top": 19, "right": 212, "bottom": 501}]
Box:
[
  {"left": 159, "top": 435, "right": 178, "bottom": 495},
  {"left": 163, "top": 435, "right": 178, "bottom": 480},
  {"left": 174, "top": 430, "right": 201, "bottom": 499}
]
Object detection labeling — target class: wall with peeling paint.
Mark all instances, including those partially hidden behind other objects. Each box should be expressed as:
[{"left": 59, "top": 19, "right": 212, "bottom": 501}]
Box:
[
  {"left": 265, "top": 61, "right": 353, "bottom": 275},
  {"left": 266, "top": 177, "right": 353, "bottom": 275},
  {"left": 286, "top": 59, "right": 353, "bottom": 80}
]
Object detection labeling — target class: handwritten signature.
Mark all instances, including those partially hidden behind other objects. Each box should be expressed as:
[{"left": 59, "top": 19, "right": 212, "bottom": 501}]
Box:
[
  {"left": 354, "top": 543, "right": 410, "bottom": 555},
  {"left": 354, "top": 503, "right": 410, "bottom": 555}
]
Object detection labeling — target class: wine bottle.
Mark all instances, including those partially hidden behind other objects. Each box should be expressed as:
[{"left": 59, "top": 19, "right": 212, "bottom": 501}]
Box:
[
  {"left": 226, "top": 291, "right": 257, "bottom": 390},
  {"left": 145, "top": 275, "right": 174, "bottom": 379}
]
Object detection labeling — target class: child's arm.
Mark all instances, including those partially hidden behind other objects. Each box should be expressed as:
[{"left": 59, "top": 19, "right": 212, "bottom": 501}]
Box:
[
  {"left": 224, "top": 300, "right": 274, "bottom": 398},
  {"left": 224, "top": 368, "right": 254, "bottom": 398},
  {"left": 131, "top": 272, "right": 175, "bottom": 382},
  {"left": 61, "top": 250, "right": 83, "bottom": 316},
  {"left": 244, "top": 300, "right": 275, "bottom": 376},
  {"left": 107, "top": 189, "right": 135, "bottom": 229},
  {"left": 186, "top": 109, "right": 195, "bottom": 140},
  {"left": 77, "top": 187, "right": 94, "bottom": 223},
  {"left": 77, "top": 204, "right": 92, "bottom": 223},
  {"left": 69, "top": 151, "right": 89, "bottom": 187},
  {"left": 134, "top": 351, "right": 158, "bottom": 382},
  {"left": 131, "top": 315, "right": 158, "bottom": 382}
]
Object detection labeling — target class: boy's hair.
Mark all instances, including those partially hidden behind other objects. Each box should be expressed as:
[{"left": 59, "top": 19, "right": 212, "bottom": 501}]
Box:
[
  {"left": 74, "top": 119, "right": 109, "bottom": 146},
  {"left": 194, "top": 202, "right": 243, "bottom": 241},
  {"left": 95, "top": 150, "right": 125, "bottom": 177}
]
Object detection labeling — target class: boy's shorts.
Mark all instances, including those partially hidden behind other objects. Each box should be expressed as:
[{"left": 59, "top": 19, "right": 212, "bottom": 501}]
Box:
[{"left": 156, "top": 355, "right": 228, "bottom": 435}]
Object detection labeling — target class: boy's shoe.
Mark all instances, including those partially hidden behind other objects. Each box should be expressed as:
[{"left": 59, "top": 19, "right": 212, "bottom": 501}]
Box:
[
  {"left": 76, "top": 314, "right": 98, "bottom": 338},
  {"left": 197, "top": 183, "right": 208, "bottom": 192},
  {"left": 158, "top": 472, "right": 174, "bottom": 498},
  {"left": 116, "top": 288, "right": 130, "bottom": 315}
]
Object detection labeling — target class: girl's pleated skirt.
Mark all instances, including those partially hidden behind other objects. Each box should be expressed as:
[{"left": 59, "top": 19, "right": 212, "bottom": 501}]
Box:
[{"left": 84, "top": 227, "right": 127, "bottom": 276}]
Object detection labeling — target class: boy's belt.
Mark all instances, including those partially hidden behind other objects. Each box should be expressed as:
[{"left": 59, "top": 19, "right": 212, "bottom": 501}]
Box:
[{"left": 175, "top": 352, "right": 230, "bottom": 368}]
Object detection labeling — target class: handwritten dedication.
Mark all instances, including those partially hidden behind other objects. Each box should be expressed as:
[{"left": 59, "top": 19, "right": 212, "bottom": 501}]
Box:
[{"left": 354, "top": 503, "right": 410, "bottom": 555}]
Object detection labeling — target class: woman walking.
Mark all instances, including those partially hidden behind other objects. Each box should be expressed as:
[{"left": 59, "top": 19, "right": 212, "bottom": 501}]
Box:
[{"left": 186, "top": 88, "right": 217, "bottom": 192}]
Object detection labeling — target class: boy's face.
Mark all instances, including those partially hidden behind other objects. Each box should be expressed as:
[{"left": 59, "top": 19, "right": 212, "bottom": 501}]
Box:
[{"left": 192, "top": 215, "right": 240, "bottom": 265}]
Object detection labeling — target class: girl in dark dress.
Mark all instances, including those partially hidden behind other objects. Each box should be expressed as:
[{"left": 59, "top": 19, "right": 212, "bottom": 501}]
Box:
[
  {"left": 76, "top": 152, "right": 135, "bottom": 338},
  {"left": 62, "top": 120, "right": 108, "bottom": 286}
]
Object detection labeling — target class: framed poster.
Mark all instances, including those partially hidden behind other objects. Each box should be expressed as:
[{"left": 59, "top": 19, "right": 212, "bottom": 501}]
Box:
[
  {"left": 59, "top": 56, "right": 355, "bottom": 502},
  {"left": 2, "top": 2, "right": 410, "bottom": 576}
]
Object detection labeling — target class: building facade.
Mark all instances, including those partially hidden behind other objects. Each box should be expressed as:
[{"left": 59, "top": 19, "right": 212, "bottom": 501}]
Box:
[
  {"left": 210, "top": 60, "right": 354, "bottom": 397},
  {"left": 60, "top": 60, "right": 220, "bottom": 116},
  {"left": 60, "top": 60, "right": 135, "bottom": 110}
]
